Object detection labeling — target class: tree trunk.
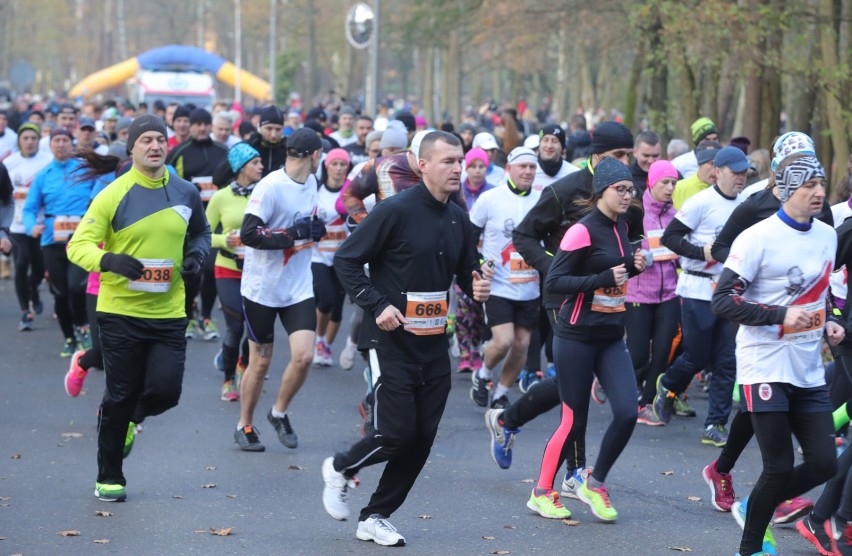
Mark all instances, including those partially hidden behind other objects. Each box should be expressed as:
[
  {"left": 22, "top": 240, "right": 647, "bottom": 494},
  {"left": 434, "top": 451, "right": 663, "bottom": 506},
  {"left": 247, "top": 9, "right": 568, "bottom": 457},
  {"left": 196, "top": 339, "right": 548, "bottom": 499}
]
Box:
[
  {"left": 819, "top": 0, "right": 850, "bottom": 185},
  {"left": 306, "top": 1, "right": 317, "bottom": 102},
  {"left": 554, "top": 26, "right": 568, "bottom": 122},
  {"left": 623, "top": 42, "right": 644, "bottom": 132}
]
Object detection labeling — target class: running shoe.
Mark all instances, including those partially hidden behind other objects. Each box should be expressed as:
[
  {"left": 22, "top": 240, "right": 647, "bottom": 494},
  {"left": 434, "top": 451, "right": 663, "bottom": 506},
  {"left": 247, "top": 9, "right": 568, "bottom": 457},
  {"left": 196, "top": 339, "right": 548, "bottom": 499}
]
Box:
[
  {"left": 560, "top": 467, "right": 589, "bottom": 500},
  {"left": 519, "top": 369, "right": 542, "bottom": 394},
  {"left": 591, "top": 377, "right": 607, "bottom": 405},
  {"left": 673, "top": 393, "right": 697, "bottom": 417},
  {"left": 358, "top": 393, "right": 375, "bottom": 438},
  {"left": 236, "top": 357, "right": 246, "bottom": 387},
  {"left": 702, "top": 424, "right": 729, "bottom": 447},
  {"left": 637, "top": 404, "right": 665, "bottom": 426},
  {"left": 796, "top": 513, "right": 835, "bottom": 556},
  {"left": 201, "top": 319, "right": 220, "bottom": 341},
  {"left": 527, "top": 489, "right": 572, "bottom": 519},
  {"left": 94, "top": 482, "right": 127, "bottom": 502},
  {"left": 833, "top": 516, "right": 852, "bottom": 556},
  {"left": 322, "top": 456, "right": 359, "bottom": 521},
  {"left": 185, "top": 320, "right": 197, "bottom": 340},
  {"left": 60, "top": 337, "right": 77, "bottom": 358},
  {"left": 652, "top": 374, "right": 675, "bottom": 423},
  {"left": 320, "top": 341, "right": 334, "bottom": 366},
  {"left": 213, "top": 349, "right": 224, "bottom": 372},
  {"left": 545, "top": 362, "right": 556, "bottom": 378},
  {"left": 18, "top": 312, "right": 34, "bottom": 331},
  {"left": 221, "top": 380, "right": 239, "bottom": 402},
  {"left": 76, "top": 325, "right": 92, "bottom": 351},
  {"left": 457, "top": 355, "right": 474, "bottom": 373},
  {"left": 356, "top": 514, "right": 405, "bottom": 546},
  {"left": 491, "top": 394, "right": 511, "bottom": 410},
  {"left": 64, "top": 350, "right": 88, "bottom": 397},
  {"left": 577, "top": 477, "right": 618, "bottom": 522},
  {"left": 123, "top": 421, "right": 137, "bottom": 458},
  {"left": 773, "top": 497, "right": 814, "bottom": 524},
  {"left": 825, "top": 514, "right": 849, "bottom": 556},
  {"left": 470, "top": 373, "right": 491, "bottom": 407},
  {"left": 732, "top": 496, "right": 777, "bottom": 556},
  {"left": 449, "top": 334, "right": 460, "bottom": 358},
  {"left": 485, "top": 408, "right": 520, "bottom": 469},
  {"left": 313, "top": 340, "right": 332, "bottom": 367},
  {"left": 702, "top": 460, "right": 735, "bottom": 512},
  {"left": 234, "top": 425, "right": 265, "bottom": 452},
  {"left": 267, "top": 409, "right": 298, "bottom": 448},
  {"left": 32, "top": 297, "right": 44, "bottom": 315},
  {"left": 470, "top": 350, "right": 483, "bottom": 372},
  {"left": 339, "top": 338, "right": 358, "bottom": 371}
]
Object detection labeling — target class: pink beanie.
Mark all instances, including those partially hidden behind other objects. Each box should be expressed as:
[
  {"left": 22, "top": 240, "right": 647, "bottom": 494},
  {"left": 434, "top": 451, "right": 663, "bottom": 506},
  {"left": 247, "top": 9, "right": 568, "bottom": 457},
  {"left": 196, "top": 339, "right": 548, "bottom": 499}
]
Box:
[
  {"left": 324, "top": 148, "right": 351, "bottom": 168},
  {"left": 648, "top": 160, "right": 678, "bottom": 189},
  {"left": 415, "top": 115, "right": 428, "bottom": 128},
  {"left": 465, "top": 147, "right": 489, "bottom": 169}
]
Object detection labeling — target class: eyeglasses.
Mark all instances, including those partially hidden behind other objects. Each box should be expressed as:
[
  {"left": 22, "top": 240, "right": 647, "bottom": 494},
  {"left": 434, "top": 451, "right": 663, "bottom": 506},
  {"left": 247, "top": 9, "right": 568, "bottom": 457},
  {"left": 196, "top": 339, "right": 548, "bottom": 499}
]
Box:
[{"left": 608, "top": 185, "right": 636, "bottom": 197}]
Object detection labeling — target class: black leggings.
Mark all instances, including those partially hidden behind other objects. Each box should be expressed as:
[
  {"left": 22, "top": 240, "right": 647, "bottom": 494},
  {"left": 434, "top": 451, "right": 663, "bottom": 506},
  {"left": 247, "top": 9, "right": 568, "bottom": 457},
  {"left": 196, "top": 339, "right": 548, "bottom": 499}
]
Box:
[
  {"left": 525, "top": 306, "right": 553, "bottom": 372},
  {"left": 10, "top": 232, "right": 43, "bottom": 312},
  {"left": 537, "top": 337, "right": 637, "bottom": 489},
  {"left": 216, "top": 275, "right": 244, "bottom": 382},
  {"left": 311, "top": 262, "right": 345, "bottom": 322},
  {"left": 42, "top": 243, "right": 88, "bottom": 340},
  {"left": 185, "top": 249, "right": 218, "bottom": 321},
  {"left": 625, "top": 299, "right": 680, "bottom": 405},
  {"left": 79, "top": 293, "right": 103, "bottom": 370},
  {"left": 741, "top": 410, "right": 835, "bottom": 555}
]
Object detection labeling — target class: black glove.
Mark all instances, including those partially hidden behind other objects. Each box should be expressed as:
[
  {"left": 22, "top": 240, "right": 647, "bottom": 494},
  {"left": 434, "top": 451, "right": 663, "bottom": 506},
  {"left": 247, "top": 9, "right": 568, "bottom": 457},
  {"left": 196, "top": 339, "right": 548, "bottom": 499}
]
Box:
[
  {"left": 181, "top": 256, "right": 202, "bottom": 282},
  {"left": 310, "top": 216, "right": 326, "bottom": 242},
  {"left": 100, "top": 252, "right": 144, "bottom": 280},
  {"left": 286, "top": 217, "right": 312, "bottom": 241}
]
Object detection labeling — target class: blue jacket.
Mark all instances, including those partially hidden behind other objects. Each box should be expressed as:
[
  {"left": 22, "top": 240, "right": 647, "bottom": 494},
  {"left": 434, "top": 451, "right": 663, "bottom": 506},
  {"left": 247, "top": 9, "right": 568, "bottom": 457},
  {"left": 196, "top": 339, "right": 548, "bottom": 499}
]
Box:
[{"left": 23, "top": 158, "right": 94, "bottom": 246}]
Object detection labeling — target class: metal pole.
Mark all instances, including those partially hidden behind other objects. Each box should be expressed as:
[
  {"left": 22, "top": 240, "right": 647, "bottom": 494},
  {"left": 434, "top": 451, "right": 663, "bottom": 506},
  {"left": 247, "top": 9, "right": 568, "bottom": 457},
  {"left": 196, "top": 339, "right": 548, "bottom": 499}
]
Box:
[
  {"left": 269, "top": 0, "right": 276, "bottom": 104},
  {"left": 235, "top": 0, "right": 242, "bottom": 104},
  {"left": 366, "top": 0, "right": 380, "bottom": 116}
]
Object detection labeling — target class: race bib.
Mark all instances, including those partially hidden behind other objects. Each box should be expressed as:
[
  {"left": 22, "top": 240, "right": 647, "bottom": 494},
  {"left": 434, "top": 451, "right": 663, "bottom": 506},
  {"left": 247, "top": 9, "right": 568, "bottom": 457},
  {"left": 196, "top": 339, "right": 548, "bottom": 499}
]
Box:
[
  {"left": 318, "top": 224, "right": 347, "bottom": 253},
  {"left": 404, "top": 291, "right": 449, "bottom": 336},
  {"left": 53, "top": 215, "right": 81, "bottom": 242},
  {"left": 12, "top": 186, "right": 27, "bottom": 226},
  {"left": 647, "top": 229, "right": 677, "bottom": 262},
  {"left": 192, "top": 176, "right": 217, "bottom": 201},
  {"left": 782, "top": 300, "right": 825, "bottom": 345},
  {"left": 128, "top": 258, "right": 174, "bottom": 293},
  {"left": 509, "top": 251, "right": 538, "bottom": 284},
  {"left": 591, "top": 283, "right": 628, "bottom": 313}
]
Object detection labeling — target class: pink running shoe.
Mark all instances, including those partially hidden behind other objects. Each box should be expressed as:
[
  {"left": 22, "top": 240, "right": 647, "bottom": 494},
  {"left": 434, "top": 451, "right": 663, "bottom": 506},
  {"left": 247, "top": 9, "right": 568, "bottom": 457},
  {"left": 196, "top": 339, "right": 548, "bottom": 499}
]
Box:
[
  {"left": 773, "top": 497, "right": 814, "bottom": 524},
  {"left": 702, "top": 460, "right": 735, "bottom": 512},
  {"left": 64, "top": 350, "right": 88, "bottom": 397}
]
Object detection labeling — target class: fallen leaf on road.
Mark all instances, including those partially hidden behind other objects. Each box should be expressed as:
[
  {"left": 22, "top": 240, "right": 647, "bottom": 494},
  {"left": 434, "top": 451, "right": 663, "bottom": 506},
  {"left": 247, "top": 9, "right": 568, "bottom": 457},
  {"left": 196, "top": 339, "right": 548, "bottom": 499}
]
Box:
[
  {"left": 0, "top": 504, "right": 9, "bottom": 508},
  {"left": 667, "top": 547, "right": 692, "bottom": 552},
  {"left": 93, "top": 539, "right": 110, "bottom": 544},
  {"left": 10, "top": 454, "right": 21, "bottom": 460},
  {"left": 61, "top": 432, "right": 83, "bottom": 438},
  {"left": 482, "top": 536, "right": 496, "bottom": 540},
  {"left": 0, "top": 497, "right": 10, "bottom": 501},
  {"left": 288, "top": 465, "right": 306, "bottom": 471},
  {"left": 0, "top": 536, "right": 6, "bottom": 540},
  {"left": 562, "top": 519, "right": 580, "bottom": 526},
  {"left": 205, "top": 466, "right": 216, "bottom": 471},
  {"left": 417, "top": 514, "right": 432, "bottom": 519},
  {"left": 520, "top": 479, "right": 534, "bottom": 483},
  {"left": 202, "top": 484, "right": 216, "bottom": 489},
  {"left": 226, "top": 494, "right": 237, "bottom": 499},
  {"left": 193, "top": 530, "right": 207, "bottom": 534},
  {"left": 687, "top": 496, "right": 701, "bottom": 502},
  {"left": 503, "top": 525, "right": 516, "bottom": 529},
  {"left": 57, "top": 530, "right": 81, "bottom": 537},
  {"left": 210, "top": 527, "right": 233, "bottom": 536},
  {"left": 660, "top": 470, "right": 674, "bottom": 476},
  {"left": 173, "top": 495, "right": 183, "bottom": 499},
  {"left": 95, "top": 511, "right": 112, "bottom": 517},
  {"left": 490, "top": 551, "right": 510, "bottom": 555}
]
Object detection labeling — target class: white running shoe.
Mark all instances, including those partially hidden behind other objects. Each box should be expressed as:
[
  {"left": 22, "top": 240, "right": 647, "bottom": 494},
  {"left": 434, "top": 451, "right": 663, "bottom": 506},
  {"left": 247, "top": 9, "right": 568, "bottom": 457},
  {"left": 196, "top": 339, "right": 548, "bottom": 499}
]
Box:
[
  {"left": 356, "top": 514, "right": 406, "bottom": 547},
  {"left": 449, "top": 334, "right": 460, "bottom": 358},
  {"left": 339, "top": 338, "right": 358, "bottom": 370},
  {"left": 560, "top": 467, "right": 590, "bottom": 500},
  {"left": 322, "top": 457, "right": 357, "bottom": 520}
]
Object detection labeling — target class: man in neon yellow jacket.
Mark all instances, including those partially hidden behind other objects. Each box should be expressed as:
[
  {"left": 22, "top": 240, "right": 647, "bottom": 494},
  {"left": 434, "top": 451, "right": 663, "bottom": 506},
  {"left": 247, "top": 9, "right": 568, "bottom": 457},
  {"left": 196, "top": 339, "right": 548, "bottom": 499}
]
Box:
[{"left": 68, "top": 115, "right": 211, "bottom": 502}]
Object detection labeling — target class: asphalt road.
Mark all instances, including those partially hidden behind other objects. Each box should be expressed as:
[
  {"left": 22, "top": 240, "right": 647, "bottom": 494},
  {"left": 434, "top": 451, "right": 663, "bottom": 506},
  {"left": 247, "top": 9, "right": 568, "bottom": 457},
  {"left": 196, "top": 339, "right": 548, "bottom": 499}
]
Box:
[{"left": 0, "top": 279, "right": 827, "bottom": 555}]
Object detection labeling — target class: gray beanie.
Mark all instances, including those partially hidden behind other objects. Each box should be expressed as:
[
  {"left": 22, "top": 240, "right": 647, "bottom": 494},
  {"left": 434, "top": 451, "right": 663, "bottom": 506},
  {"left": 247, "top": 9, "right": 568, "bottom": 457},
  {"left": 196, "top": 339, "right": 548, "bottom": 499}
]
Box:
[
  {"left": 126, "top": 115, "right": 168, "bottom": 154},
  {"left": 379, "top": 121, "right": 408, "bottom": 151}
]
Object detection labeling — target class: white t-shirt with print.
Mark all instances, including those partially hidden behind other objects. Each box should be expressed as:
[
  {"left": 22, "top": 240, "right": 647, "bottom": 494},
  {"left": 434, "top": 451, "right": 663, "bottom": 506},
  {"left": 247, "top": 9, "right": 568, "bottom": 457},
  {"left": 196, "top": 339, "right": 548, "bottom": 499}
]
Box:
[{"left": 311, "top": 184, "right": 348, "bottom": 267}]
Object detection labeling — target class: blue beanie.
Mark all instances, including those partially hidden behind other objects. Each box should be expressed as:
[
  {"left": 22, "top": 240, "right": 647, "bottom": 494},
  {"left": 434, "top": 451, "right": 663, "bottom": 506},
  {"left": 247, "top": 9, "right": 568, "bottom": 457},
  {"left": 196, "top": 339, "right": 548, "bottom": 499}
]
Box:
[
  {"left": 228, "top": 142, "right": 260, "bottom": 174},
  {"left": 593, "top": 157, "right": 633, "bottom": 195}
]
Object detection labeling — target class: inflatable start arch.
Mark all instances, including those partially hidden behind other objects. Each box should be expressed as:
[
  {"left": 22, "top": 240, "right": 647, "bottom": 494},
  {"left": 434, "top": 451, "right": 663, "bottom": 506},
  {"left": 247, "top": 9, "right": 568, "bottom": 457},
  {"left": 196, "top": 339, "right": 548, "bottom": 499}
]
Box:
[{"left": 69, "top": 45, "right": 272, "bottom": 102}]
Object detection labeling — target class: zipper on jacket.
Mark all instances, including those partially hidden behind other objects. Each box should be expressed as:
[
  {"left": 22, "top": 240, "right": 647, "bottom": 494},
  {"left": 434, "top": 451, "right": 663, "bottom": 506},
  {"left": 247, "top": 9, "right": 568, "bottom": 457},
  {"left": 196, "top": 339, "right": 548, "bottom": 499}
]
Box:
[
  {"left": 570, "top": 292, "right": 584, "bottom": 325},
  {"left": 612, "top": 223, "right": 624, "bottom": 257}
]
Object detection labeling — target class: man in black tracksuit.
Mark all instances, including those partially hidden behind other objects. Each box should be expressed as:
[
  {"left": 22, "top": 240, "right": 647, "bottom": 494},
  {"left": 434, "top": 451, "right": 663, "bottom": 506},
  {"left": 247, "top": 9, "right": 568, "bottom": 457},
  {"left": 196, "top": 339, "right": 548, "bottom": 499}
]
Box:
[
  {"left": 321, "top": 131, "right": 491, "bottom": 547},
  {"left": 212, "top": 105, "right": 287, "bottom": 187}
]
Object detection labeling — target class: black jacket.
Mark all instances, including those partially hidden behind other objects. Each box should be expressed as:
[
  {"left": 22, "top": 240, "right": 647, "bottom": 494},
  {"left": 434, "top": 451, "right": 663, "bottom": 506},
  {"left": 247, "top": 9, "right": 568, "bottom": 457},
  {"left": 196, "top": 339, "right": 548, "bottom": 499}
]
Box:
[{"left": 166, "top": 137, "right": 229, "bottom": 184}]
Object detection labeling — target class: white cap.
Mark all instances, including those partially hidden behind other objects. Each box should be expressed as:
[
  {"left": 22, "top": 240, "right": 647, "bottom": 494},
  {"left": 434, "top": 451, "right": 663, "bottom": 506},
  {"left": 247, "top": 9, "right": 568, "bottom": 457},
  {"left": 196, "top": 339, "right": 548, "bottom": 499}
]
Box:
[
  {"left": 523, "top": 134, "right": 540, "bottom": 150},
  {"left": 472, "top": 132, "right": 498, "bottom": 150},
  {"left": 410, "top": 130, "right": 431, "bottom": 160},
  {"left": 507, "top": 146, "right": 537, "bottom": 165}
]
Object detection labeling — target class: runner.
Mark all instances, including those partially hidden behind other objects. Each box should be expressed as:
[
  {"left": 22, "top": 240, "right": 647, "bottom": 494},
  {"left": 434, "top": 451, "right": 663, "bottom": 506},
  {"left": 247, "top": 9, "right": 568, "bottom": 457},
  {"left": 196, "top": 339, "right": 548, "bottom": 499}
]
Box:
[
  {"left": 711, "top": 154, "right": 839, "bottom": 556},
  {"left": 321, "top": 131, "right": 491, "bottom": 546},
  {"left": 653, "top": 147, "right": 748, "bottom": 446},
  {"left": 67, "top": 114, "right": 211, "bottom": 502},
  {"left": 311, "top": 148, "right": 351, "bottom": 367},
  {"left": 469, "top": 146, "right": 541, "bottom": 409},
  {"left": 235, "top": 128, "right": 325, "bottom": 452},
  {"left": 4, "top": 122, "right": 52, "bottom": 330},
  {"left": 528, "top": 157, "right": 645, "bottom": 521},
  {"left": 671, "top": 139, "right": 721, "bottom": 210},
  {"left": 206, "top": 142, "right": 263, "bottom": 401},
  {"left": 23, "top": 126, "right": 93, "bottom": 356},
  {"left": 533, "top": 124, "right": 577, "bottom": 191}
]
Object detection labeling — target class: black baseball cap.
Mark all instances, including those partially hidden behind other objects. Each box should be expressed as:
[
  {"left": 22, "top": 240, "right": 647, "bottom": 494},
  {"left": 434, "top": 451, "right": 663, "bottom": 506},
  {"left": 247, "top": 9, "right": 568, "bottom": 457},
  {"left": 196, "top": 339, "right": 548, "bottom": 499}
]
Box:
[{"left": 286, "top": 128, "right": 322, "bottom": 158}]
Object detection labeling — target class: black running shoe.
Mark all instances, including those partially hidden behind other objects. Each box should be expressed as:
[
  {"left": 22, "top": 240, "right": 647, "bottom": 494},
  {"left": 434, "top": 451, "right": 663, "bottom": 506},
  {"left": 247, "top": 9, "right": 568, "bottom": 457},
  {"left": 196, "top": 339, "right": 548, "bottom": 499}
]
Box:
[
  {"left": 234, "top": 425, "right": 265, "bottom": 452},
  {"left": 267, "top": 409, "right": 299, "bottom": 448},
  {"left": 470, "top": 374, "right": 490, "bottom": 407},
  {"left": 796, "top": 513, "right": 833, "bottom": 556},
  {"left": 491, "top": 395, "right": 511, "bottom": 410}
]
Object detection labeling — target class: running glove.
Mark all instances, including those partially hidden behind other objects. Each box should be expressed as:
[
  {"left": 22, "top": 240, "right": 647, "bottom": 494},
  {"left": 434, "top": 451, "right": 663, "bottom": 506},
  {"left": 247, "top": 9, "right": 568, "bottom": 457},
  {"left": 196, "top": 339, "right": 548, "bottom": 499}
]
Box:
[
  {"left": 181, "top": 256, "right": 202, "bottom": 281},
  {"left": 100, "top": 253, "right": 144, "bottom": 280},
  {"left": 310, "top": 216, "right": 326, "bottom": 242},
  {"left": 287, "top": 217, "right": 313, "bottom": 241}
]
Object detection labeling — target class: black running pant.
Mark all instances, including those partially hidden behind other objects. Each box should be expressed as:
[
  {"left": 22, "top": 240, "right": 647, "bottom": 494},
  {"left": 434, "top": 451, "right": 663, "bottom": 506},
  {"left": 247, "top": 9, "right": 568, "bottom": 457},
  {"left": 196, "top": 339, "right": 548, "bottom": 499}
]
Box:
[
  {"left": 79, "top": 293, "right": 103, "bottom": 370},
  {"left": 625, "top": 298, "right": 680, "bottom": 405},
  {"left": 10, "top": 232, "right": 43, "bottom": 312},
  {"left": 96, "top": 313, "right": 187, "bottom": 486},
  {"left": 216, "top": 276, "right": 244, "bottom": 382},
  {"left": 42, "top": 243, "right": 87, "bottom": 340},
  {"left": 312, "top": 262, "right": 345, "bottom": 322},
  {"left": 333, "top": 351, "right": 451, "bottom": 521}
]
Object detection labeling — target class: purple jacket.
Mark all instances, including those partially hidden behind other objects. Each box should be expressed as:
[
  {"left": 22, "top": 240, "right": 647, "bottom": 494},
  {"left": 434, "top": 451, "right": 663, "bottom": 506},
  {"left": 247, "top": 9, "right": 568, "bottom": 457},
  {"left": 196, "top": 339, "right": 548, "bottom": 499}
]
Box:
[
  {"left": 462, "top": 179, "right": 495, "bottom": 211},
  {"left": 626, "top": 188, "right": 679, "bottom": 304}
]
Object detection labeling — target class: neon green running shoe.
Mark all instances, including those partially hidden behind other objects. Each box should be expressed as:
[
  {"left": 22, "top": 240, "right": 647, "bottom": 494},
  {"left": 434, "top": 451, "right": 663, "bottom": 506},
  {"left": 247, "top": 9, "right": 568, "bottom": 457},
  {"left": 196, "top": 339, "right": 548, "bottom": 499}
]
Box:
[
  {"left": 94, "top": 482, "right": 127, "bottom": 502},
  {"left": 123, "top": 422, "right": 137, "bottom": 458},
  {"left": 578, "top": 478, "right": 618, "bottom": 521},
  {"left": 526, "top": 489, "right": 572, "bottom": 519}
]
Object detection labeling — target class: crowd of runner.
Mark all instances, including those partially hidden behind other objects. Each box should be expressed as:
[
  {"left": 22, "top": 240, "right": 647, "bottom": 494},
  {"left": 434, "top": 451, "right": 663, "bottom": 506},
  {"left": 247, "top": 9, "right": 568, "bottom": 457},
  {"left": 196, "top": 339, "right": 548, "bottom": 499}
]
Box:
[{"left": 3, "top": 94, "right": 852, "bottom": 555}]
